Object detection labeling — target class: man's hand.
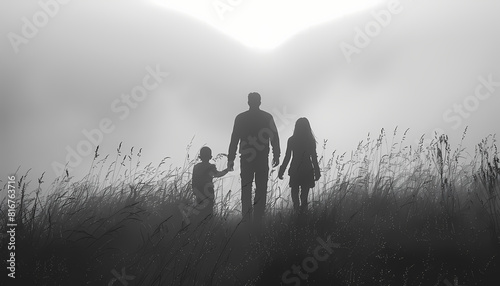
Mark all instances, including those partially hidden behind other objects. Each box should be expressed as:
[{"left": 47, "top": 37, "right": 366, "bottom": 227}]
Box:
[
  {"left": 272, "top": 157, "right": 280, "bottom": 168},
  {"left": 278, "top": 165, "right": 284, "bottom": 180},
  {"left": 315, "top": 170, "right": 321, "bottom": 181},
  {"left": 227, "top": 160, "right": 234, "bottom": 171}
]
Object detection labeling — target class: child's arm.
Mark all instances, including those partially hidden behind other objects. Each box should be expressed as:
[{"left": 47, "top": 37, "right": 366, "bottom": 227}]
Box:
[
  {"left": 278, "top": 138, "right": 292, "bottom": 179},
  {"left": 210, "top": 164, "right": 230, "bottom": 178},
  {"left": 213, "top": 167, "right": 230, "bottom": 178}
]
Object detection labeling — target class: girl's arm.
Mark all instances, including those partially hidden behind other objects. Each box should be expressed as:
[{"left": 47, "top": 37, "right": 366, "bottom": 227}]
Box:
[
  {"left": 278, "top": 138, "right": 292, "bottom": 179},
  {"left": 311, "top": 146, "right": 321, "bottom": 181}
]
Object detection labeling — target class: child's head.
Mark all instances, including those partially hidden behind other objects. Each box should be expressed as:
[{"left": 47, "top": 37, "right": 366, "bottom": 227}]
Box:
[
  {"left": 199, "top": 146, "right": 212, "bottom": 162},
  {"left": 293, "top": 117, "right": 316, "bottom": 145}
]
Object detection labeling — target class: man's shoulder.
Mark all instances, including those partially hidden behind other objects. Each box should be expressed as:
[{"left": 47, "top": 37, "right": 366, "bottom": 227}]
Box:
[
  {"left": 243, "top": 109, "right": 274, "bottom": 118},
  {"left": 234, "top": 109, "right": 274, "bottom": 124},
  {"left": 258, "top": 109, "right": 273, "bottom": 118},
  {"left": 235, "top": 111, "right": 248, "bottom": 120}
]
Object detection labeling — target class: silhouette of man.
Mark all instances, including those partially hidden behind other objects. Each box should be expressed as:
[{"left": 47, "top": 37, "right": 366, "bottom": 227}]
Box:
[{"left": 228, "top": 92, "right": 280, "bottom": 224}]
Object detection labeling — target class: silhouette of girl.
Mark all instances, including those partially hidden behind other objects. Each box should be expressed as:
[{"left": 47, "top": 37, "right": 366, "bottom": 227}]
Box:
[{"left": 278, "top": 118, "right": 321, "bottom": 213}]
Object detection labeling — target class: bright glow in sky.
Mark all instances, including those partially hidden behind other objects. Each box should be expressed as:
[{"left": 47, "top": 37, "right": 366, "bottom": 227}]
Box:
[{"left": 154, "top": 0, "right": 384, "bottom": 49}]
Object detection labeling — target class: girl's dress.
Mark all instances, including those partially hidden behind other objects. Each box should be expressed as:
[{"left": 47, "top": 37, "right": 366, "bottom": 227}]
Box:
[{"left": 281, "top": 136, "right": 317, "bottom": 188}]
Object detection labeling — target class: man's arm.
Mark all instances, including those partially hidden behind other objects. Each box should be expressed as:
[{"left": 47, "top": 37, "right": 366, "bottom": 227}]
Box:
[{"left": 227, "top": 115, "right": 240, "bottom": 167}]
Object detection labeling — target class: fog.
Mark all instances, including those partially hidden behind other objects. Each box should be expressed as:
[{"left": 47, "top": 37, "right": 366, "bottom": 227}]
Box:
[{"left": 1, "top": 0, "right": 499, "bottom": 190}]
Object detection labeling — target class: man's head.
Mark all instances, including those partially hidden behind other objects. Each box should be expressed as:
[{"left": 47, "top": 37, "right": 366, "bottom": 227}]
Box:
[
  {"left": 248, "top": 92, "right": 261, "bottom": 109},
  {"left": 199, "top": 146, "right": 212, "bottom": 162}
]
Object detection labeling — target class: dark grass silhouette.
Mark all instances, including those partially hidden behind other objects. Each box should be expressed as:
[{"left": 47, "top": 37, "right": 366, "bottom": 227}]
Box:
[{"left": 1, "top": 128, "right": 499, "bottom": 285}]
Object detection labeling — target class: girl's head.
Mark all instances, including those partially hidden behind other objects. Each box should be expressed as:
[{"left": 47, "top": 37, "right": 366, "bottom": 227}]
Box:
[{"left": 293, "top": 117, "right": 316, "bottom": 146}]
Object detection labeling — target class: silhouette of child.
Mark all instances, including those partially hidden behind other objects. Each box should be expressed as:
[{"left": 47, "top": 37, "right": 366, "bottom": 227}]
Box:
[
  {"left": 278, "top": 118, "right": 321, "bottom": 213},
  {"left": 192, "top": 146, "right": 230, "bottom": 222}
]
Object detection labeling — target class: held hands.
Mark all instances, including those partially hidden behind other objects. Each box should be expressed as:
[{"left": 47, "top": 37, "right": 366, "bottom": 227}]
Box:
[
  {"left": 278, "top": 166, "right": 285, "bottom": 180},
  {"left": 227, "top": 160, "right": 234, "bottom": 171},
  {"left": 272, "top": 157, "right": 280, "bottom": 168}
]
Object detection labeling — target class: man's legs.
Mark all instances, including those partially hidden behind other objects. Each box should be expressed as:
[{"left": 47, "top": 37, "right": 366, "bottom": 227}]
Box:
[
  {"left": 240, "top": 159, "right": 255, "bottom": 223},
  {"left": 254, "top": 157, "right": 269, "bottom": 224}
]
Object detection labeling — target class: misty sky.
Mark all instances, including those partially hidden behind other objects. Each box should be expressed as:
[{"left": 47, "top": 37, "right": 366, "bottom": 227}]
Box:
[{"left": 1, "top": 0, "right": 500, "bottom": 188}]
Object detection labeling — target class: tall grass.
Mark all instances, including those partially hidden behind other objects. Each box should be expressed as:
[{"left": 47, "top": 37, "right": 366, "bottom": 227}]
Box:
[{"left": 1, "top": 129, "right": 499, "bottom": 285}]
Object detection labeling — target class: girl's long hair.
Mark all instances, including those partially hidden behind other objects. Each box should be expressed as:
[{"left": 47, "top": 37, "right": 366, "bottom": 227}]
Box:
[{"left": 292, "top": 117, "right": 316, "bottom": 148}]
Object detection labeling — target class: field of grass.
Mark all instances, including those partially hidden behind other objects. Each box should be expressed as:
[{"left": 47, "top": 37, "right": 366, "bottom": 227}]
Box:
[{"left": 1, "top": 129, "right": 499, "bottom": 285}]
